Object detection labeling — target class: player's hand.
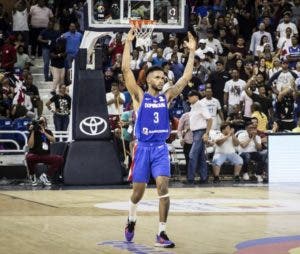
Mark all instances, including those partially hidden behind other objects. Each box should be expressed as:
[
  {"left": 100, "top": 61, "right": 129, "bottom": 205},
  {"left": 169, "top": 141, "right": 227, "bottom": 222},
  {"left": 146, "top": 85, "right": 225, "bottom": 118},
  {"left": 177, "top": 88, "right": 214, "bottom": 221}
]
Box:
[
  {"left": 184, "top": 32, "right": 196, "bottom": 51},
  {"left": 126, "top": 28, "right": 136, "bottom": 42}
]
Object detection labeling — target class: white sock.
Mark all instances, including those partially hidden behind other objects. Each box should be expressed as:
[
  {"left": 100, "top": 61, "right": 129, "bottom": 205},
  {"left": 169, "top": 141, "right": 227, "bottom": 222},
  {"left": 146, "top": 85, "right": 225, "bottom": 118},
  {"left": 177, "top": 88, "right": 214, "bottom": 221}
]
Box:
[
  {"left": 128, "top": 199, "right": 137, "bottom": 222},
  {"left": 158, "top": 222, "right": 166, "bottom": 235}
]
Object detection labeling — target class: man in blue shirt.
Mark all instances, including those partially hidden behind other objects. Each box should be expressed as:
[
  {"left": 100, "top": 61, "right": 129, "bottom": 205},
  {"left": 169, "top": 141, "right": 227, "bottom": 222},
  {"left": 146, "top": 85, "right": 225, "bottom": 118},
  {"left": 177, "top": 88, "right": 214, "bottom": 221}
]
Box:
[
  {"left": 122, "top": 28, "right": 196, "bottom": 248},
  {"left": 61, "top": 22, "right": 82, "bottom": 69}
]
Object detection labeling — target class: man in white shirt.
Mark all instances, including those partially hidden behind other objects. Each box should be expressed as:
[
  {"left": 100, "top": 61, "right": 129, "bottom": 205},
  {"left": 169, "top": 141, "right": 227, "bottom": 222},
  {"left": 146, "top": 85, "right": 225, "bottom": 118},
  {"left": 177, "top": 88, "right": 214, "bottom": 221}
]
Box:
[
  {"left": 237, "top": 121, "right": 264, "bottom": 182},
  {"left": 106, "top": 83, "right": 125, "bottom": 130},
  {"left": 195, "top": 39, "right": 214, "bottom": 60},
  {"left": 200, "top": 87, "right": 223, "bottom": 130},
  {"left": 249, "top": 22, "right": 273, "bottom": 57},
  {"left": 212, "top": 122, "right": 243, "bottom": 183},
  {"left": 277, "top": 27, "right": 292, "bottom": 50},
  {"left": 276, "top": 12, "right": 298, "bottom": 39},
  {"left": 187, "top": 90, "right": 212, "bottom": 184},
  {"left": 203, "top": 29, "right": 223, "bottom": 56},
  {"left": 223, "top": 69, "right": 246, "bottom": 115}
]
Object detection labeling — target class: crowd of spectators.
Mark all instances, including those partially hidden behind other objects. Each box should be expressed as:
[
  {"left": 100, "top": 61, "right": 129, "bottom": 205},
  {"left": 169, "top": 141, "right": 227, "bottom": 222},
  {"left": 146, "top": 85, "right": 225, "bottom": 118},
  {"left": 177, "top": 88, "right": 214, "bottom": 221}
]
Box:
[{"left": 1, "top": 0, "right": 300, "bottom": 183}]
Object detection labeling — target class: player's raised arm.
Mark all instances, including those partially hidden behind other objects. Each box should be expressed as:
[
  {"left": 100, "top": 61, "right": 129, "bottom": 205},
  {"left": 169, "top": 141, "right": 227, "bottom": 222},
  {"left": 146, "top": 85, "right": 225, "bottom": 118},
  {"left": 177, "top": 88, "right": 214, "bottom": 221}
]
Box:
[
  {"left": 165, "top": 32, "right": 196, "bottom": 102},
  {"left": 122, "top": 28, "right": 143, "bottom": 104}
]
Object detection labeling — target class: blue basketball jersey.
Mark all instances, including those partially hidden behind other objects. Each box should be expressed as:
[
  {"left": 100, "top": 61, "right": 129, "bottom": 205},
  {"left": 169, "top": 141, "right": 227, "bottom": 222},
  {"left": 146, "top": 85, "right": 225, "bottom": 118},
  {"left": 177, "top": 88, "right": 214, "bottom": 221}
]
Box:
[{"left": 135, "top": 93, "right": 170, "bottom": 142}]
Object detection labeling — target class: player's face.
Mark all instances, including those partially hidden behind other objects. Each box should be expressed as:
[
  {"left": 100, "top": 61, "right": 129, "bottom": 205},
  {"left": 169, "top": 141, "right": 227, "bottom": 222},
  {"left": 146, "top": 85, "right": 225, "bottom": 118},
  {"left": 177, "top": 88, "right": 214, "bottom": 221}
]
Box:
[{"left": 147, "top": 71, "right": 165, "bottom": 92}]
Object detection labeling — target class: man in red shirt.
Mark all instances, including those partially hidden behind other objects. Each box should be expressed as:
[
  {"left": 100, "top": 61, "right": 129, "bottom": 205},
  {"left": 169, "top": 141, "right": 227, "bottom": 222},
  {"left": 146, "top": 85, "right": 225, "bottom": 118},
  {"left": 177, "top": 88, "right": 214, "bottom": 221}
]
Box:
[
  {"left": 109, "top": 33, "right": 124, "bottom": 65},
  {"left": 1, "top": 35, "right": 17, "bottom": 71}
]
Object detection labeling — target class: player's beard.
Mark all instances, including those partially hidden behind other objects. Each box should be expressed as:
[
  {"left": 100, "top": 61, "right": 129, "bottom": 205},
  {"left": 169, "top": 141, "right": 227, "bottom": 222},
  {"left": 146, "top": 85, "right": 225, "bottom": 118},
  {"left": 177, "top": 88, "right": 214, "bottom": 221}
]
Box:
[{"left": 150, "top": 84, "right": 163, "bottom": 92}]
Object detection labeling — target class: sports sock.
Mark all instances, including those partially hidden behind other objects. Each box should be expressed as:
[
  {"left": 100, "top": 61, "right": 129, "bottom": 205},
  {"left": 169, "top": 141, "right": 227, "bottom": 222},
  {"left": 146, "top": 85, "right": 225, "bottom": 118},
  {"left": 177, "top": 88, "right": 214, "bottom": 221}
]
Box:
[
  {"left": 128, "top": 199, "right": 137, "bottom": 222},
  {"left": 158, "top": 222, "right": 166, "bottom": 235}
]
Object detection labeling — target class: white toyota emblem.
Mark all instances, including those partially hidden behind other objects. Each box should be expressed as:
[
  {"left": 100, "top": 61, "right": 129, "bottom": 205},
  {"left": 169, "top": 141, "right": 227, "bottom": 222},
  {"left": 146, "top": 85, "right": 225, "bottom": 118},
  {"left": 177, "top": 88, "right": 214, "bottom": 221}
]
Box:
[{"left": 79, "top": 116, "right": 107, "bottom": 136}]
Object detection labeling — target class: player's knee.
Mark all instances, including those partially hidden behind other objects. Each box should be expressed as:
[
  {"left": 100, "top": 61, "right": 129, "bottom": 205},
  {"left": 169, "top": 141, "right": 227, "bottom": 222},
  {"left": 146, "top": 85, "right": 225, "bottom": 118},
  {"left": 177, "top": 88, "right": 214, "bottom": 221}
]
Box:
[{"left": 157, "top": 184, "right": 168, "bottom": 197}]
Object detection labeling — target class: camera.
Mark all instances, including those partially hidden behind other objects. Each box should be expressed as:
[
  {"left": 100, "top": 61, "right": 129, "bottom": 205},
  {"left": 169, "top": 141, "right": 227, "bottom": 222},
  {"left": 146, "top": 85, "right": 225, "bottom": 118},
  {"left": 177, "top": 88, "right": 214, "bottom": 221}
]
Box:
[{"left": 30, "top": 120, "right": 43, "bottom": 131}]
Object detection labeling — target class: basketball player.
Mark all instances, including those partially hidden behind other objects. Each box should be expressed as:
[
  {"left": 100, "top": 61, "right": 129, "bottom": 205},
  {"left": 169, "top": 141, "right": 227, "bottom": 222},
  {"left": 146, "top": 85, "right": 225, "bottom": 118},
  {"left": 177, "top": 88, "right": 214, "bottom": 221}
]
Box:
[{"left": 122, "top": 28, "right": 196, "bottom": 248}]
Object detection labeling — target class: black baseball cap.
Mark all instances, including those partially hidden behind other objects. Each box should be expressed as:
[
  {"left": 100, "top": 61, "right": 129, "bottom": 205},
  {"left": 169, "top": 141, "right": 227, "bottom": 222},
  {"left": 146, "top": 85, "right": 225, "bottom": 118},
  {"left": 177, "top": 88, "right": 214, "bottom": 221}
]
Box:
[{"left": 187, "top": 90, "right": 200, "bottom": 98}]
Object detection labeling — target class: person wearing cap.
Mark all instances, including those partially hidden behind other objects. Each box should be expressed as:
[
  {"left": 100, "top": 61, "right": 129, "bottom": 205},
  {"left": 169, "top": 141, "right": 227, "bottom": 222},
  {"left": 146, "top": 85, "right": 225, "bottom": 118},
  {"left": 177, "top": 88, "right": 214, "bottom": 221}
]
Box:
[
  {"left": 203, "top": 28, "right": 223, "bottom": 57},
  {"left": 267, "top": 59, "right": 298, "bottom": 93},
  {"left": 276, "top": 11, "right": 298, "bottom": 39},
  {"left": 187, "top": 90, "right": 212, "bottom": 184},
  {"left": 195, "top": 38, "right": 214, "bottom": 60}
]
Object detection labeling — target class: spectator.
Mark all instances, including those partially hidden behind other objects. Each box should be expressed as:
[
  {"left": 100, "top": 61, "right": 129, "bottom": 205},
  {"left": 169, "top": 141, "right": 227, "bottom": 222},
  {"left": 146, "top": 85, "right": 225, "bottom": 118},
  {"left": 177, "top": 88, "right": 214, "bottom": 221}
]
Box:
[
  {"left": 14, "top": 45, "right": 31, "bottom": 71},
  {"left": 0, "top": 77, "right": 14, "bottom": 118},
  {"left": 104, "top": 67, "right": 115, "bottom": 92},
  {"left": 249, "top": 22, "right": 273, "bottom": 57},
  {"left": 223, "top": 69, "right": 246, "bottom": 115},
  {"left": 187, "top": 90, "right": 212, "bottom": 184},
  {"left": 245, "top": 74, "right": 273, "bottom": 119},
  {"left": 109, "top": 32, "right": 124, "bottom": 65},
  {"left": 106, "top": 82, "right": 125, "bottom": 130},
  {"left": 227, "top": 36, "right": 248, "bottom": 69},
  {"left": 204, "top": 28, "right": 223, "bottom": 57},
  {"left": 276, "top": 11, "right": 298, "bottom": 39},
  {"left": 11, "top": 87, "right": 35, "bottom": 119},
  {"left": 200, "top": 87, "right": 224, "bottom": 130},
  {"left": 284, "top": 35, "right": 300, "bottom": 70},
  {"left": 1, "top": 36, "right": 17, "bottom": 72},
  {"left": 24, "top": 74, "right": 43, "bottom": 118},
  {"left": 195, "top": 39, "right": 214, "bottom": 60},
  {"left": 268, "top": 57, "right": 282, "bottom": 78},
  {"left": 256, "top": 35, "right": 269, "bottom": 57},
  {"left": 46, "top": 85, "right": 71, "bottom": 131},
  {"left": 207, "top": 59, "right": 230, "bottom": 107},
  {"left": 267, "top": 59, "right": 297, "bottom": 93},
  {"left": 170, "top": 52, "right": 184, "bottom": 83},
  {"left": 212, "top": 122, "right": 243, "bottom": 183},
  {"left": 38, "top": 21, "right": 61, "bottom": 81},
  {"left": 277, "top": 27, "right": 292, "bottom": 50},
  {"left": 251, "top": 102, "right": 268, "bottom": 132},
  {"left": 149, "top": 47, "right": 166, "bottom": 67},
  {"left": 26, "top": 116, "right": 64, "bottom": 186},
  {"left": 177, "top": 112, "right": 193, "bottom": 174},
  {"left": 50, "top": 40, "right": 67, "bottom": 94},
  {"left": 276, "top": 86, "right": 296, "bottom": 131},
  {"left": 12, "top": 0, "right": 30, "bottom": 52},
  {"left": 0, "top": 3, "right": 11, "bottom": 40},
  {"left": 29, "top": 0, "right": 54, "bottom": 58},
  {"left": 238, "top": 121, "right": 264, "bottom": 183},
  {"left": 61, "top": 22, "right": 83, "bottom": 70}
]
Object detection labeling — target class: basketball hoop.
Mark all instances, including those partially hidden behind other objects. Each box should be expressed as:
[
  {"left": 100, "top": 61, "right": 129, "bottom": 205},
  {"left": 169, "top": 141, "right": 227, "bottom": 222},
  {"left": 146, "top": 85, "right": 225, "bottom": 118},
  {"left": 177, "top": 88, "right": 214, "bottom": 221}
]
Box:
[{"left": 129, "top": 19, "right": 156, "bottom": 48}]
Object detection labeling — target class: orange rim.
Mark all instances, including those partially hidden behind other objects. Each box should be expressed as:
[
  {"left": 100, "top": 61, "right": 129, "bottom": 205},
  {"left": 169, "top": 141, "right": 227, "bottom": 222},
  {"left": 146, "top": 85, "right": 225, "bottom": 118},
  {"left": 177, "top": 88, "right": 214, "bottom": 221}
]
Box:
[{"left": 129, "top": 19, "right": 156, "bottom": 29}]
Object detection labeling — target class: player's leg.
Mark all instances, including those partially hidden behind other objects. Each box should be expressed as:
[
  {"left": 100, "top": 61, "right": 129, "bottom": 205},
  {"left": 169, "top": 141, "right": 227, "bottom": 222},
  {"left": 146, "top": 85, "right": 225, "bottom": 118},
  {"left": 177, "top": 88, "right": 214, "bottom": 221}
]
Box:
[
  {"left": 125, "top": 182, "right": 147, "bottom": 242},
  {"left": 125, "top": 144, "right": 150, "bottom": 242},
  {"left": 151, "top": 144, "right": 175, "bottom": 248},
  {"left": 154, "top": 176, "right": 175, "bottom": 248}
]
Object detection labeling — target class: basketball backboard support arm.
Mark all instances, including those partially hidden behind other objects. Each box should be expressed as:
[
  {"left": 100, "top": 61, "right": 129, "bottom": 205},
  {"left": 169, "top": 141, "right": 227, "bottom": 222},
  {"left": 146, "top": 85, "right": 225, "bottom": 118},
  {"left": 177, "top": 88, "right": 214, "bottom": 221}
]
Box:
[{"left": 84, "top": 0, "right": 188, "bottom": 33}]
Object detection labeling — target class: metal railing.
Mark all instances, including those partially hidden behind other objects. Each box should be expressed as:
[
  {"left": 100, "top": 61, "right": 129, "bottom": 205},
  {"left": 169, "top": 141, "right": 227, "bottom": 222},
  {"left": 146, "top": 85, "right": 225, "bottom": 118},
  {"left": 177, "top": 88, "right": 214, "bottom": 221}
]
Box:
[{"left": 0, "top": 130, "right": 69, "bottom": 153}]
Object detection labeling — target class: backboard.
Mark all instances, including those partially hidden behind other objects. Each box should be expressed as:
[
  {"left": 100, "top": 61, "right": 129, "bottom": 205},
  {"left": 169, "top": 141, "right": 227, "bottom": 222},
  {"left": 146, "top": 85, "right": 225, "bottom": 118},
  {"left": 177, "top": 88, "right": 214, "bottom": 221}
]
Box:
[{"left": 85, "top": 0, "right": 188, "bottom": 32}]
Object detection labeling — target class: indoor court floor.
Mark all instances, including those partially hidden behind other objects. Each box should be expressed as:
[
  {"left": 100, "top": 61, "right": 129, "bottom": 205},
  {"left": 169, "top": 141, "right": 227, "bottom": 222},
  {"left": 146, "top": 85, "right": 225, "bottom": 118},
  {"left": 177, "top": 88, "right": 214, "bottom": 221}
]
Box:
[{"left": 1, "top": 183, "right": 300, "bottom": 254}]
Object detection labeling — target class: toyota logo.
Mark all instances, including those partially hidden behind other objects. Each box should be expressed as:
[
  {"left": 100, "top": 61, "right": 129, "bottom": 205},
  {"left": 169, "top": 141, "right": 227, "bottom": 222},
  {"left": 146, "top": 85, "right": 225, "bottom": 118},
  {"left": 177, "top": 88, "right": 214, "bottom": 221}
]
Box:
[{"left": 79, "top": 116, "right": 107, "bottom": 136}]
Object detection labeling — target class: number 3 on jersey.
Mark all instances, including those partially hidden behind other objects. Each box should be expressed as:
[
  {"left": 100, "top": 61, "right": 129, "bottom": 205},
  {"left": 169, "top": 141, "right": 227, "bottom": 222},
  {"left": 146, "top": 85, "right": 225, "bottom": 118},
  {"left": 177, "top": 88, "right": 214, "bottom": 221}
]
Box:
[{"left": 154, "top": 112, "right": 159, "bottom": 123}]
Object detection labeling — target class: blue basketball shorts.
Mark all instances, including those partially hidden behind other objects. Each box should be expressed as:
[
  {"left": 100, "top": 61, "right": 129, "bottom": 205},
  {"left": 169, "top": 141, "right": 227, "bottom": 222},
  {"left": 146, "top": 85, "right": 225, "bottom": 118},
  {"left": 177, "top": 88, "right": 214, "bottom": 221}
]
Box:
[{"left": 128, "top": 141, "right": 171, "bottom": 183}]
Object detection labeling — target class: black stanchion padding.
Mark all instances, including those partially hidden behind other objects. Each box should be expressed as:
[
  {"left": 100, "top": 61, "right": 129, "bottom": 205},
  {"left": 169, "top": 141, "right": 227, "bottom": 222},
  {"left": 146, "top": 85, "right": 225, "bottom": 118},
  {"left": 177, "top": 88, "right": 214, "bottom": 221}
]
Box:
[
  {"left": 72, "top": 69, "right": 111, "bottom": 140},
  {"left": 78, "top": 48, "right": 87, "bottom": 70},
  {"left": 63, "top": 140, "right": 123, "bottom": 185},
  {"left": 94, "top": 48, "right": 102, "bottom": 70}
]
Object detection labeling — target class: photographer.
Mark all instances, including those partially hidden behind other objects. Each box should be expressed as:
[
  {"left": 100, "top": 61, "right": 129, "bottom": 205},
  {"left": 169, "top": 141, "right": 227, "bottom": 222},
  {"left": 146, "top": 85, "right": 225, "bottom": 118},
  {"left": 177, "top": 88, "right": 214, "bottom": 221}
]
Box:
[{"left": 26, "top": 116, "right": 64, "bottom": 186}]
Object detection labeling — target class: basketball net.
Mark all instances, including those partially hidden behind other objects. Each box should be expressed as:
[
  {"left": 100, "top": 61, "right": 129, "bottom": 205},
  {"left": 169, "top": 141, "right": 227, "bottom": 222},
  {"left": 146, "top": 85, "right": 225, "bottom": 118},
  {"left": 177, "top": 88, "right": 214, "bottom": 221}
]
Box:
[{"left": 129, "top": 19, "right": 156, "bottom": 48}]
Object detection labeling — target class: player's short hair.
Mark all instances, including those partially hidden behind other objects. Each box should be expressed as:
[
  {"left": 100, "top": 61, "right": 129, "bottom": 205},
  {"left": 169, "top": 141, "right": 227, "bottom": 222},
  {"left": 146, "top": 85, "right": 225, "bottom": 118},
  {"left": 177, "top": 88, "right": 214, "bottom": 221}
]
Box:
[{"left": 145, "top": 66, "right": 164, "bottom": 78}]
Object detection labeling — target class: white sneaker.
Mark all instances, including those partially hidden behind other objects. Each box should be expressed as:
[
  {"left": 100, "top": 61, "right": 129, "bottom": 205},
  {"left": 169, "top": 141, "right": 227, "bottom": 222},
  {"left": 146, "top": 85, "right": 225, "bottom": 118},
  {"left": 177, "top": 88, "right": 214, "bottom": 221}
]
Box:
[
  {"left": 243, "top": 173, "right": 250, "bottom": 181},
  {"left": 30, "top": 175, "right": 38, "bottom": 186},
  {"left": 256, "top": 174, "right": 263, "bottom": 183},
  {"left": 39, "top": 173, "right": 52, "bottom": 186}
]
